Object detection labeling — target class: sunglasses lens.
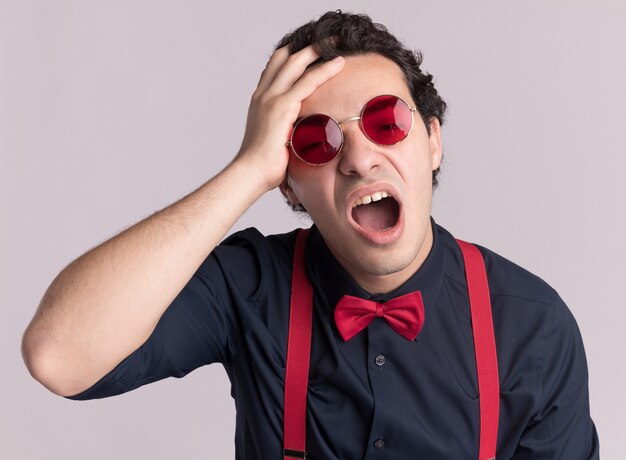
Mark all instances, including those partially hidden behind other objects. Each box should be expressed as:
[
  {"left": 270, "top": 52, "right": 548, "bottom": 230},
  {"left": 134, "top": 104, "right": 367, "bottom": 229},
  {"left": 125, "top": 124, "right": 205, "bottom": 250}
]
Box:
[
  {"left": 290, "top": 114, "right": 343, "bottom": 165},
  {"left": 362, "top": 95, "right": 413, "bottom": 145}
]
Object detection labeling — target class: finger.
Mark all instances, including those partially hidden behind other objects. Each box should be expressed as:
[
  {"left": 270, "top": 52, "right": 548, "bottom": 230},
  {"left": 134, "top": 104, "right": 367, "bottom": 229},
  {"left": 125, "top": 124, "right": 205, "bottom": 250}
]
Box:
[
  {"left": 284, "top": 56, "right": 345, "bottom": 103},
  {"left": 255, "top": 44, "right": 291, "bottom": 95},
  {"left": 265, "top": 44, "right": 325, "bottom": 96}
]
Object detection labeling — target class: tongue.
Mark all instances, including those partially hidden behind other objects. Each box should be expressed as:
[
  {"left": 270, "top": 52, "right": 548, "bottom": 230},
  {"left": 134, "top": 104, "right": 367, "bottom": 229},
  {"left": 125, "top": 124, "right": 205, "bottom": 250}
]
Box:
[{"left": 352, "top": 198, "right": 398, "bottom": 231}]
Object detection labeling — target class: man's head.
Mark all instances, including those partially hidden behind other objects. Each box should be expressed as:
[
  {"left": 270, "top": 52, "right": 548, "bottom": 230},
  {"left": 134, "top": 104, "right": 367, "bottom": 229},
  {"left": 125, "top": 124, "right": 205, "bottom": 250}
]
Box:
[
  {"left": 275, "top": 10, "right": 447, "bottom": 213},
  {"left": 277, "top": 11, "right": 446, "bottom": 293}
]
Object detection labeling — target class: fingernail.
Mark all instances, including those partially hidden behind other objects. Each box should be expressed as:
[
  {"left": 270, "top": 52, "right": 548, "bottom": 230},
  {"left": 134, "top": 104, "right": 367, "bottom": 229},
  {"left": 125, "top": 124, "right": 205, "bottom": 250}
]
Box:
[{"left": 330, "top": 56, "right": 344, "bottom": 64}]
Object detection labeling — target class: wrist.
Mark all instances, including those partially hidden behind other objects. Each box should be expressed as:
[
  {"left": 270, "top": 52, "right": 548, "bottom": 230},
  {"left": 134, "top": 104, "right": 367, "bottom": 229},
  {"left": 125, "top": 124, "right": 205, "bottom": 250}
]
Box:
[{"left": 231, "top": 148, "right": 287, "bottom": 193}]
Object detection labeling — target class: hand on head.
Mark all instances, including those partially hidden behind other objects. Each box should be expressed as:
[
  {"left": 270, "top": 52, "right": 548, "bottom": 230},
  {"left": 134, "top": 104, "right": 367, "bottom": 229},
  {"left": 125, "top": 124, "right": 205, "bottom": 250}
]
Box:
[{"left": 234, "top": 44, "right": 345, "bottom": 192}]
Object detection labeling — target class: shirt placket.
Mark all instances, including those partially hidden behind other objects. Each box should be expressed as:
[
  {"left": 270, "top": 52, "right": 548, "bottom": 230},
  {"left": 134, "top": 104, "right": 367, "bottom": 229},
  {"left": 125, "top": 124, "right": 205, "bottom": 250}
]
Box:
[{"left": 363, "top": 318, "right": 397, "bottom": 459}]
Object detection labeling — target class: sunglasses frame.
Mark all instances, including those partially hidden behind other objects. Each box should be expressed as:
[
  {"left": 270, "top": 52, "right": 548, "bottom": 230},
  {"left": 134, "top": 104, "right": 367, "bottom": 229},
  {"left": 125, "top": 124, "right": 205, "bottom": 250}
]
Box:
[{"left": 285, "top": 94, "right": 418, "bottom": 166}]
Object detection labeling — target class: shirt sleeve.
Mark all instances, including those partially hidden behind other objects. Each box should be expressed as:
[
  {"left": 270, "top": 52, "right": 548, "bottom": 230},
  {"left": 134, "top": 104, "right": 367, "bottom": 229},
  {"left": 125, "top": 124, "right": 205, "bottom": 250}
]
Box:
[
  {"left": 511, "top": 292, "right": 600, "bottom": 459},
  {"left": 64, "top": 228, "right": 266, "bottom": 401}
]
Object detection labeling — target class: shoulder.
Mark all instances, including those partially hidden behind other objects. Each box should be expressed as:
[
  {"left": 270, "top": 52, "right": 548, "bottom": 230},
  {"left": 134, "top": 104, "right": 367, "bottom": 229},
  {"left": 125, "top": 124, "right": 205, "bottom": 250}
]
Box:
[
  {"left": 434, "top": 222, "right": 577, "bottom": 356},
  {"left": 199, "top": 226, "right": 302, "bottom": 298},
  {"left": 435, "top": 222, "right": 592, "bottom": 374},
  {"left": 435, "top": 223, "right": 591, "bottom": 396},
  {"left": 213, "top": 226, "right": 300, "bottom": 268},
  {"left": 437, "top": 223, "right": 558, "bottom": 310}
]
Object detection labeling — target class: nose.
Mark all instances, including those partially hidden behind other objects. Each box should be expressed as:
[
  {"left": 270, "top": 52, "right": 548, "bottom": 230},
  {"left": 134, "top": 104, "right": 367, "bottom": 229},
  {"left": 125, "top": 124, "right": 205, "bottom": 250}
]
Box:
[{"left": 338, "top": 120, "right": 384, "bottom": 177}]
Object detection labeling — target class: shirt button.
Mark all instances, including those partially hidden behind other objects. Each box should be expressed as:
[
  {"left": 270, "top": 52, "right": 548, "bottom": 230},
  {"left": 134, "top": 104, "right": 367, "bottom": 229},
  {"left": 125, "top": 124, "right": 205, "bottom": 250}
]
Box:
[
  {"left": 374, "top": 437, "right": 385, "bottom": 449},
  {"left": 375, "top": 355, "right": 386, "bottom": 366}
]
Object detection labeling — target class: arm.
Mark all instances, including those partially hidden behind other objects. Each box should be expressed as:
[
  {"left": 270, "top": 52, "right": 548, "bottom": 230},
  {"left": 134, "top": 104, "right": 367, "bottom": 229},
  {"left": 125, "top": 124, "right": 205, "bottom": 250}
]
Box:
[
  {"left": 21, "top": 45, "right": 345, "bottom": 397},
  {"left": 512, "top": 293, "right": 599, "bottom": 459}
]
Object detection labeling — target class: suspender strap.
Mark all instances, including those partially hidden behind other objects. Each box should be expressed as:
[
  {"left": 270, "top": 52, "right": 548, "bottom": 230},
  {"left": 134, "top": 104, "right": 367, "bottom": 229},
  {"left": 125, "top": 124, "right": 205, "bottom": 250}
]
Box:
[
  {"left": 283, "top": 229, "right": 312, "bottom": 460},
  {"left": 456, "top": 239, "right": 500, "bottom": 460},
  {"left": 283, "top": 229, "right": 500, "bottom": 460}
]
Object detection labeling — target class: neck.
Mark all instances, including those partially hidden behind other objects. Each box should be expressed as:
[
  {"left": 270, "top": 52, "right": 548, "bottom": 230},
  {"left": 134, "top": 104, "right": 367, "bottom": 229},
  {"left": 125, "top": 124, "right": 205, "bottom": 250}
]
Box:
[{"left": 341, "top": 219, "right": 434, "bottom": 295}]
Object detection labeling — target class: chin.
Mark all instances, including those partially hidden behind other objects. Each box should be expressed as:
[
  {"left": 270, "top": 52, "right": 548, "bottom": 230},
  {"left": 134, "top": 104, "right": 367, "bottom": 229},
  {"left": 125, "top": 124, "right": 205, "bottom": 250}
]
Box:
[{"left": 352, "top": 245, "right": 421, "bottom": 278}]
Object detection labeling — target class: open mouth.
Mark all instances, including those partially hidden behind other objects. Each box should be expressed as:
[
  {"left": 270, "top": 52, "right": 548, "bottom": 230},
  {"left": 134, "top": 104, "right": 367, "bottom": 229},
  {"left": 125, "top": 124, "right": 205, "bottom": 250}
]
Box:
[{"left": 351, "top": 192, "right": 401, "bottom": 232}]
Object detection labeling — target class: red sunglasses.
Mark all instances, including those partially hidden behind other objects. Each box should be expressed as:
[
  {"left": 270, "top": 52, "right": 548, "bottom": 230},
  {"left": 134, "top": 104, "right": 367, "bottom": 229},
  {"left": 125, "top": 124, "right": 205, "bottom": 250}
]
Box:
[{"left": 285, "top": 94, "right": 417, "bottom": 165}]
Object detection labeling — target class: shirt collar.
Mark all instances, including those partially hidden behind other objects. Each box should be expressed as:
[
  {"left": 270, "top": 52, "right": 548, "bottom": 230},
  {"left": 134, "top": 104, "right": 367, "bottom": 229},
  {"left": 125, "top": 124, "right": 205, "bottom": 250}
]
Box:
[{"left": 305, "top": 215, "right": 446, "bottom": 321}]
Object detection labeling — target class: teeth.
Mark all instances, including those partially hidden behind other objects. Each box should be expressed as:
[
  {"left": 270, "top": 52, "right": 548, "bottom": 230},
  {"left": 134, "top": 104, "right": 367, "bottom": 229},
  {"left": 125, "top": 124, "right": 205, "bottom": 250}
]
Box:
[{"left": 353, "top": 191, "right": 390, "bottom": 207}]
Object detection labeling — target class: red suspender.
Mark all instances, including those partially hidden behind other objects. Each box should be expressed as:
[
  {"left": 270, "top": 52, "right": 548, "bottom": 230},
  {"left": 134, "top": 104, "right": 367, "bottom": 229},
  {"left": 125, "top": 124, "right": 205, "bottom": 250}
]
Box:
[
  {"left": 283, "top": 229, "right": 313, "bottom": 460},
  {"left": 457, "top": 239, "right": 500, "bottom": 460},
  {"left": 283, "top": 229, "right": 500, "bottom": 460}
]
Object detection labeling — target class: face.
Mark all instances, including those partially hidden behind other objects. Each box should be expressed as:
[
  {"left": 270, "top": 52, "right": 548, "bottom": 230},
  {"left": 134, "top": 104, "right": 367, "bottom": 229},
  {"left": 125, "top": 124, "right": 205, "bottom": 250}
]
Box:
[{"left": 281, "top": 53, "right": 442, "bottom": 294}]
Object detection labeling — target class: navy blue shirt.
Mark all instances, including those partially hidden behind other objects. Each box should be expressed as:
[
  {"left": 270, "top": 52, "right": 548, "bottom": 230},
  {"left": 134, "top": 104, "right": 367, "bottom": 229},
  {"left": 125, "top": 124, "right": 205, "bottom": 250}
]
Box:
[{"left": 66, "top": 217, "right": 599, "bottom": 459}]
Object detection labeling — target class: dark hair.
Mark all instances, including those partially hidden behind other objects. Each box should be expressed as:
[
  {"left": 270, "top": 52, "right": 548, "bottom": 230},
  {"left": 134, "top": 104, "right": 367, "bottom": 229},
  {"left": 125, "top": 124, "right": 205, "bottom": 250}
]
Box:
[{"left": 276, "top": 10, "right": 447, "bottom": 212}]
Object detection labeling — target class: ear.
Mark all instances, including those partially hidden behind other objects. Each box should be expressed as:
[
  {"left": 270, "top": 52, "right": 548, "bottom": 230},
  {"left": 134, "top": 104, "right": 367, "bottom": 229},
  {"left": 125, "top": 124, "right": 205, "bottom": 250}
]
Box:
[
  {"left": 427, "top": 117, "right": 443, "bottom": 171},
  {"left": 279, "top": 175, "right": 301, "bottom": 205}
]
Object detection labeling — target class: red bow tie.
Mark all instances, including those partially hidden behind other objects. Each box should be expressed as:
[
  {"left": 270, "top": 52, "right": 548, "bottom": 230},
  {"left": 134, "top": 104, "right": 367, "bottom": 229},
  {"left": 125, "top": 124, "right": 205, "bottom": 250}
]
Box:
[{"left": 333, "top": 291, "right": 425, "bottom": 341}]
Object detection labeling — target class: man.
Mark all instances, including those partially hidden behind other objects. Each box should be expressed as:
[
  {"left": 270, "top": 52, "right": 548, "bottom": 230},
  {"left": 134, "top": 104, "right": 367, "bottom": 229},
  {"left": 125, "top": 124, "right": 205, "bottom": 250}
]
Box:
[{"left": 22, "top": 10, "right": 599, "bottom": 459}]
